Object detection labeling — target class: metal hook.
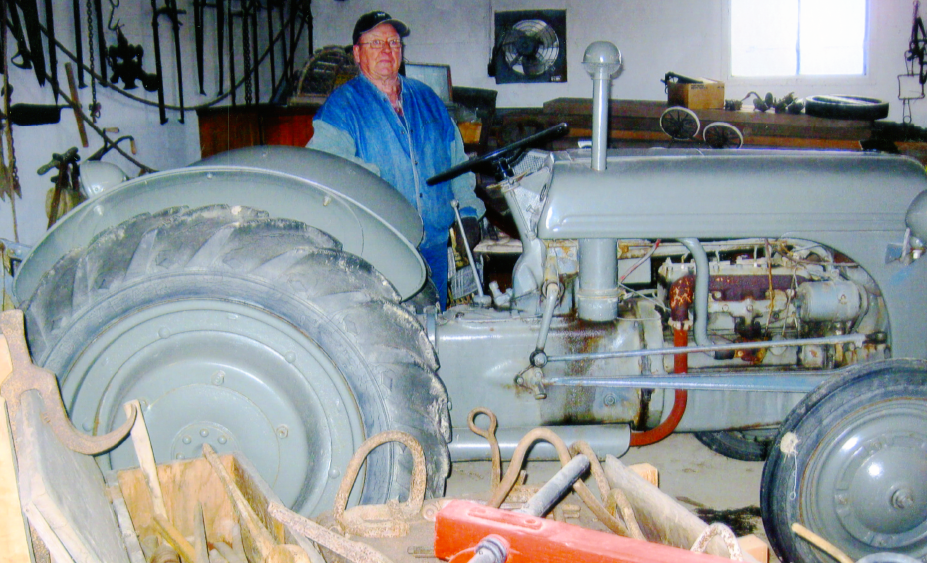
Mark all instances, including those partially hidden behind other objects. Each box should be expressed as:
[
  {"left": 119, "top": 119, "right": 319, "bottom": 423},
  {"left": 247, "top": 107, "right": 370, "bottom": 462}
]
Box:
[{"left": 108, "top": 0, "right": 123, "bottom": 31}]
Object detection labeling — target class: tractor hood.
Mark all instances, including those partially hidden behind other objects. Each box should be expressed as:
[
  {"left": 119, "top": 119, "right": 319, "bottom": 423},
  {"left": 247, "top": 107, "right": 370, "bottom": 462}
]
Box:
[{"left": 539, "top": 149, "right": 927, "bottom": 240}]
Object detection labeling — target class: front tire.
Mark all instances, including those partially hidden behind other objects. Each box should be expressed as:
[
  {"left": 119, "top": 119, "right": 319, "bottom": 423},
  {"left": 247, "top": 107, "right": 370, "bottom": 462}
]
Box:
[
  {"left": 22, "top": 205, "right": 450, "bottom": 516},
  {"left": 761, "top": 360, "right": 927, "bottom": 563}
]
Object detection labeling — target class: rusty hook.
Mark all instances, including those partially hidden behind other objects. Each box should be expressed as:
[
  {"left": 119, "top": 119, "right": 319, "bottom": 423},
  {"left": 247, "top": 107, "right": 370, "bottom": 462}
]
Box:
[
  {"left": 0, "top": 310, "right": 136, "bottom": 455},
  {"left": 467, "top": 407, "right": 502, "bottom": 490}
]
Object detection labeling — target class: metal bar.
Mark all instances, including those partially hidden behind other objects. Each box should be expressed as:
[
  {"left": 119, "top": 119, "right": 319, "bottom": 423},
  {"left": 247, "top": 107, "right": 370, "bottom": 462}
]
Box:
[
  {"left": 250, "top": 0, "right": 259, "bottom": 102},
  {"left": 93, "top": 0, "right": 106, "bottom": 82},
  {"left": 542, "top": 371, "right": 837, "bottom": 393},
  {"left": 449, "top": 424, "right": 630, "bottom": 462},
  {"left": 546, "top": 333, "right": 867, "bottom": 364},
  {"left": 266, "top": 0, "right": 275, "bottom": 89},
  {"left": 43, "top": 0, "right": 59, "bottom": 100},
  {"left": 71, "top": 0, "right": 84, "bottom": 86},
  {"left": 517, "top": 454, "right": 589, "bottom": 517}
]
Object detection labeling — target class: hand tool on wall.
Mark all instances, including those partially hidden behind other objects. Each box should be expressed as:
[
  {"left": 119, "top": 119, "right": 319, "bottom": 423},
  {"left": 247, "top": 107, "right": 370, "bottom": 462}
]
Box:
[
  {"left": 193, "top": 0, "right": 205, "bottom": 94},
  {"left": 266, "top": 0, "right": 276, "bottom": 91},
  {"left": 6, "top": 103, "right": 69, "bottom": 125},
  {"left": 6, "top": 1, "right": 33, "bottom": 71},
  {"left": 64, "top": 63, "right": 88, "bottom": 147},
  {"left": 250, "top": 0, "right": 259, "bottom": 102},
  {"left": 71, "top": 0, "right": 84, "bottom": 86},
  {"left": 149, "top": 0, "right": 167, "bottom": 124},
  {"left": 216, "top": 0, "right": 225, "bottom": 94},
  {"left": 228, "top": 0, "right": 237, "bottom": 106},
  {"left": 43, "top": 0, "right": 59, "bottom": 101},
  {"left": 15, "top": 0, "right": 46, "bottom": 86},
  {"left": 277, "top": 0, "right": 287, "bottom": 83},
  {"left": 94, "top": 0, "right": 107, "bottom": 83},
  {"left": 165, "top": 0, "right": 185, "bottom": 122}
]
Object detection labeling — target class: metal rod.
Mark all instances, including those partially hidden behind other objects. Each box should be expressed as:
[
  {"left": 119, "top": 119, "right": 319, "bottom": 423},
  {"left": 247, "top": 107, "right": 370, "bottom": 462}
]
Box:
[
  {"left": 516, "top": 454, "right": 589, "bottom": 517},
  {"left": 542, "top": 372, "right": 832, "bottom": 393},
  {"left": 546, "top": 333, "right": 866, "bottom": 363},
  {"left": 451, "top": 200, "right": 485, "bottom": 300}
]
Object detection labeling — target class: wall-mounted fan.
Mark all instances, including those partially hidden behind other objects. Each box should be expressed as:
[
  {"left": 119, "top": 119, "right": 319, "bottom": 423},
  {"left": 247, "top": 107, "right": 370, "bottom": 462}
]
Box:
[{"left": 489, "top": 10, "right": 566, "bottom": 84}]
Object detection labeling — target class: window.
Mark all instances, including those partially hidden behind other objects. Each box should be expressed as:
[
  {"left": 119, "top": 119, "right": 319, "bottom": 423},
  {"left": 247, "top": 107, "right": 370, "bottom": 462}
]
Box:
[{"left": 730, "top": 0, "right": 867, "bottom": 77}]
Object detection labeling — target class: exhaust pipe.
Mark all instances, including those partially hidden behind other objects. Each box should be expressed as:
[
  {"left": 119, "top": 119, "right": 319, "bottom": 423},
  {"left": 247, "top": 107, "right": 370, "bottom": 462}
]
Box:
[
  {"left": 577, "top": 42, "right": 622, "bottom": 321},
  {"left": 582, "top": 42, "right": 622, "bottom": 171}
]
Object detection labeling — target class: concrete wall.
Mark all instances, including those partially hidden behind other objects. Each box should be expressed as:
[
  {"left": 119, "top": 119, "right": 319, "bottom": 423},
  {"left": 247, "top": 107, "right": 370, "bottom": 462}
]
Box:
[{"left": 0, "top": 0, "right": 921, "bottom": 248}]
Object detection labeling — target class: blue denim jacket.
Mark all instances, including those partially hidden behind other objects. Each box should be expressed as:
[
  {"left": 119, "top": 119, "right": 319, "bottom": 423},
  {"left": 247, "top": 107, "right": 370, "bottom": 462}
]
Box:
[{"left": 309, "top": 74, "right": 484, "bottom": 247}]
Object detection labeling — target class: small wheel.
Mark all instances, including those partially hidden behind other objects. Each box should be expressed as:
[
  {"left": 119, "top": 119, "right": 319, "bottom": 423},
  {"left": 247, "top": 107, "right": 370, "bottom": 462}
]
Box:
[
  {"left": 660, "top": 106, "right": 700, "bottom": 140},
  {"left": 761, "top": 360, "right": 927, "bottom": 563},
  {"left": 702, "top": 122, "right": 744, "bottom": 149},
  {"left": 695, "top": 428, "right": 775, "bottom": 462}
]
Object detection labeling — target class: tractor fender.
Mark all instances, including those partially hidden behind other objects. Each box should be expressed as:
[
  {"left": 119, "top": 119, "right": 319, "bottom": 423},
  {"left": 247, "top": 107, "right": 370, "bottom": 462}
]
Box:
[{"left": 14, "top": 146, "right": 426, "bottom": 302}]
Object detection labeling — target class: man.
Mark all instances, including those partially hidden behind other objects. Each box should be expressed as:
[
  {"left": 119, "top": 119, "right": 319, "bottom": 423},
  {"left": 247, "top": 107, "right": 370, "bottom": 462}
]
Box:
[{"left": 308, "top": 11, "right": 485, "bottom": 308}]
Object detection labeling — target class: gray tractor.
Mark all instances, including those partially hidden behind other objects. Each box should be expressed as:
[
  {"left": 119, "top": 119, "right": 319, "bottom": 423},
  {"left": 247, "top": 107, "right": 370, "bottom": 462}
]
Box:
[{"left": 8, "top": 42, "right": 927, "bottom": 563}]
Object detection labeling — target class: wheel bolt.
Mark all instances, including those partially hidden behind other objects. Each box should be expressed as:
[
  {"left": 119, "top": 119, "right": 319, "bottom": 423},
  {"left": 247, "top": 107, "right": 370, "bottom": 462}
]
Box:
[
  {"left": 200, "top": 429, "right": 209, "bottom": 438},
  {"left": 212, "top": 370, "right": 225, "bottom": 385},
  {"left": 182, "top": 436, "right": 192, "bottom": 444},
  {"left": 892, "top": 488, "right": 915, "bottom": 510},
  {"left": 276, "top": 425, "right": 289, "bottom": 439}
]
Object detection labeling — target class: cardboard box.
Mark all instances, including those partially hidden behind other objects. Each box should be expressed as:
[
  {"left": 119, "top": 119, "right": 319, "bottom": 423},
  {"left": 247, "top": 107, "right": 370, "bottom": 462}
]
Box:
[{"left": 668, "top": 79, "right": 725, "bottom": 110}]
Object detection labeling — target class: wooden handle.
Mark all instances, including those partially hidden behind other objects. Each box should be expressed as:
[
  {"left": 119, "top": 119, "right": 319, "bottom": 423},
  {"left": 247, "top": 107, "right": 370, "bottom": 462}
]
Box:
[{"left": 202, "top": 444, "right": 277, "bottom": 558}]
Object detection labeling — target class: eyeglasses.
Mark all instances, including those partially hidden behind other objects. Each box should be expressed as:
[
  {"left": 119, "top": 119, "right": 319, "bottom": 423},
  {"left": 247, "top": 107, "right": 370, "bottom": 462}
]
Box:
[{"left": 358, "top": 39, "right": 403, "bottom": 51}]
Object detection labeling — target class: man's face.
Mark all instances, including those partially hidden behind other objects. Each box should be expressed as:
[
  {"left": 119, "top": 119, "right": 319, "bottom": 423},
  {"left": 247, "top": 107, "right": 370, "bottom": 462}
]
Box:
[{"left": 353, "top": 23, "right": 403, "bottom": 83}]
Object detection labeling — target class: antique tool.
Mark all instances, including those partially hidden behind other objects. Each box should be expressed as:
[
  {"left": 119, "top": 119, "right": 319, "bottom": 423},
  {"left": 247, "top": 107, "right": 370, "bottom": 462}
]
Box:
[
  {"left": 203, "top": 444, "right": 311, "bottom": 563},
  {"left": 250, "top": 0, "right": 260, "bottom": 102},
  {"left": 7, "top": 1, "right": 33, "bottom": 70},
  {"left": 277, "top": 0, "right": 287, "bottom": 82},
  {"left": 435, "top": 498, "right": 735, "bottom": 563},
  {"left": 43, "top": 0, "right": 59, "bottom": 100},
  {"left": 216, "top": 0, "right": 224, "bottom": 94},
  {"left": 266, "top": 0, "right": 276, "bottom": 90},
  {"left": 16, "top": 0, "right": 46, "bottom": 86},
  {"left": 94, "top": 0, "right": 106, "bottom": 82},
  {"left": 193, "top": 0, "right": 204, "bottom": 94},
  {"left": 228, "top": 0, "right": 236, "bottom": 105},
  {"left": 64, "top": 64, "right": 88, "bottom": 147},
  {"left": 149, "top": 0, "right": 167, "bottom": 124},
  {"left": 71, "top": 0, "right": 84, "bottom": 86},
  {"left": 0, "top": 310, "right": 137, "bottom": 455},
  {"left": 165, "top": 0, "right": 185, "bottom": 122},
  {"left": 6, "top": 103, "right": 70, "bottom": 125},
  {"left": 269, "top": 503, "right": 394, "bottom": 563}
]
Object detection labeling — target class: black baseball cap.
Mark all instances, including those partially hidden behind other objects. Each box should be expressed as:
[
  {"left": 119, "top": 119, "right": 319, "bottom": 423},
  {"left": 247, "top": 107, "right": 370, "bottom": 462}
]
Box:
[{"left": 352, "top": 11, "right": 410, "bottom": 45}]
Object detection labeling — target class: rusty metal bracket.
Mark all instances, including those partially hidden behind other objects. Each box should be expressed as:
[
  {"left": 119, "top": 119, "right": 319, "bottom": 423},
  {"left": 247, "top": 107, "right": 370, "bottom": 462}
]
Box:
[
  {"left": 0, "top": 309, "right": 136, "bottom": 455},
  {"left": 332, "top": 430, "right": 427, "bottom": 538}
]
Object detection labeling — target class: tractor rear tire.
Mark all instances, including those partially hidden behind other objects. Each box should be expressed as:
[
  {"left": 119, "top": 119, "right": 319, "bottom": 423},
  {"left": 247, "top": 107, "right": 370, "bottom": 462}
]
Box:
[{"left": 21, "top": 204, "right": 450, "bottom": 516}]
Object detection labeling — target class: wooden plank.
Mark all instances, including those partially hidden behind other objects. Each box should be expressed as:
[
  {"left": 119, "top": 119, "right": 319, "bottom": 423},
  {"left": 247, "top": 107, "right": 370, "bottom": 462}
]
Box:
[
  {"left": 603, "top": 455, "right": 730, "bottom": 558},
  {"left": 15, "top": 391, "right": 129, "bottom": 563},
  {"left": 738, "top": 534, "right": 769, "bottom": 563},
  {"left": 0, "top": 395, "right": 33, "bottom": 563},
  {"left": 628, "top": 463, "right": 659, "bottom": 487},
  {"left": 542, "top": 98, "right": 872, "bottom": 140}
]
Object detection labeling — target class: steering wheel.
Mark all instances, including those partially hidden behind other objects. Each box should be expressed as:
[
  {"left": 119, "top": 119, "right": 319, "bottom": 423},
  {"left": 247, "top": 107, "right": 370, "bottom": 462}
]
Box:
[{"left": 426, "top": 122, "right": 569, "bottom": 186}]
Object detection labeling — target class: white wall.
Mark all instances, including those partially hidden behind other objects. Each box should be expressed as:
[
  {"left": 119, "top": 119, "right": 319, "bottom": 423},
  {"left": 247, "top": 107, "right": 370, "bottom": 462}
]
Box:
[{"left": 0, "top": 0, "right": 921, "bottom": 247}]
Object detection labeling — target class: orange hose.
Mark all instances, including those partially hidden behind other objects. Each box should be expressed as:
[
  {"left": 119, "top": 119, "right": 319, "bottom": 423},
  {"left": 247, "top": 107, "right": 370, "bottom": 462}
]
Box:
[{"left": 630, "top": 389, "right": 688, "bottom": 446}]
